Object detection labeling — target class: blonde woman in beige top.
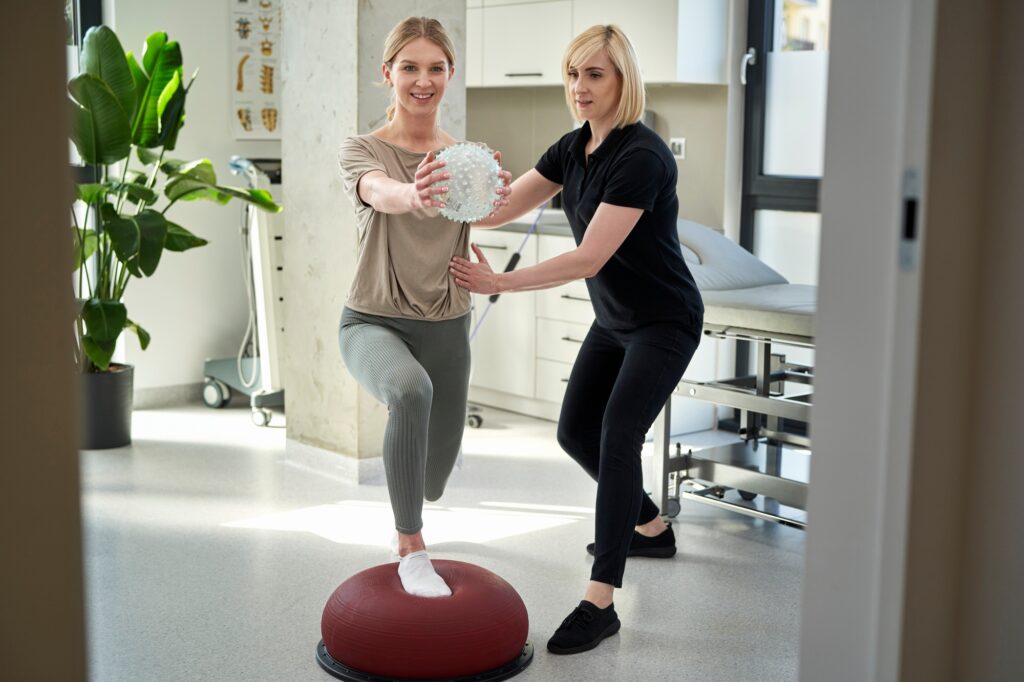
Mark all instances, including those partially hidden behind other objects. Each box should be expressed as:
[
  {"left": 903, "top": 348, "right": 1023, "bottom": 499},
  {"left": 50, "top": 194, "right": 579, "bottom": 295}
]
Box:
[{"left": 337, "top": 17, "right": 510, "bottom": 597}]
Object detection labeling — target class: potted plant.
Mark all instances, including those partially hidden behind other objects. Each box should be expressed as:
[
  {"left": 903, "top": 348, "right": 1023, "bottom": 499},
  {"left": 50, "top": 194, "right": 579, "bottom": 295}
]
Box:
[{"left": 70, "top": 25, "right": 281, "bottom": 449}]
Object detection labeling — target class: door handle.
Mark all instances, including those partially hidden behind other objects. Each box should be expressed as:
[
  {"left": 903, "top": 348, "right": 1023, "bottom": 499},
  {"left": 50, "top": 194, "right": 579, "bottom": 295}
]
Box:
[{"left": 740, "top": 47, "right": 757, "bottom": 85}]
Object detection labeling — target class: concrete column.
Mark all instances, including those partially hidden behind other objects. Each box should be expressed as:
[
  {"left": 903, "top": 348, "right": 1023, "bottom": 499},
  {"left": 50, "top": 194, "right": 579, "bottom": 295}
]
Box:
[{"left": 280, "top": 1, "right": 465, "bottom": 481}]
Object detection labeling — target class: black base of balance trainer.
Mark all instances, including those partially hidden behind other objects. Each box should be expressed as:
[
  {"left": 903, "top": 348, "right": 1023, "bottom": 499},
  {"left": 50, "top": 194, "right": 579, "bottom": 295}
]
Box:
[{"left": 315, "top": 640, "right": 534, "bottom": 682}]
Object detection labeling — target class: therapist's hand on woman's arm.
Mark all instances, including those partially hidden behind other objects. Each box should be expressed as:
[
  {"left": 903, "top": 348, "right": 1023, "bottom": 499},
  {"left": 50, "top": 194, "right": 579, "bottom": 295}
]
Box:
[{"left": 451, "top": 202, "right": 644, "bottom": 294}]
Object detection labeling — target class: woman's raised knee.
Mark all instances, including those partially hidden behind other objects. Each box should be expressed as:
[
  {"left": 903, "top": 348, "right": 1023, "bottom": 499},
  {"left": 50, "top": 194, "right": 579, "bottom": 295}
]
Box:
[{"left": 385, "top": 375, "right": 433, "bottom": 414}]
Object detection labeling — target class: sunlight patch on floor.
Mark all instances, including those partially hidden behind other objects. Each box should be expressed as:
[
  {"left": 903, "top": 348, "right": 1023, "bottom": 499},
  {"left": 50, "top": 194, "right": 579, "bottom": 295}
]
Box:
[{"left": 223, "top": 499, "right": 581, "bottom": 546}]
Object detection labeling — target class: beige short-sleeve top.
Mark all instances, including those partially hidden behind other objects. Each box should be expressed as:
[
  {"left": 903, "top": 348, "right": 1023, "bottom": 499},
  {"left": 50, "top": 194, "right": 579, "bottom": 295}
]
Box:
[{"left": 338, "top": 134, "right": 471, "bottom": 320}]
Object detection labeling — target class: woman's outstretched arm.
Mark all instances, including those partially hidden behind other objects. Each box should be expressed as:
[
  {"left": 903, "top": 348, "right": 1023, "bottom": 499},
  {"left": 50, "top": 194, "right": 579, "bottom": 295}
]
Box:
[{"left": 358, "top": 151, "right": 449, "bottom": 214}]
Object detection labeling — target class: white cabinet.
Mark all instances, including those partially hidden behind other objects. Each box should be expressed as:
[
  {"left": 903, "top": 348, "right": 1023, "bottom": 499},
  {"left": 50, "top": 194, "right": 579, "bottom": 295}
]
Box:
[
  {"left": 469, "top": 231, "right": 537, "bottom": 397},
  {"left": 535, "top": 358, "right": 574, "bottom": 403},
  {"left": 466, "top": 7, "right": 483, "bottom": 87},
  {"left": 466, "top": 0, "right": 729, "bottom": 87},
  {"left": 480, "top": 1, "right": 572, "bottom": 86},
  {"left": 469, "top": 230, "right": 718, "bottom": 435},
  {"left": 532, "top": 234, "right": 592, "bottom": 405},
  {"left": 572, "top": 0, "right": 728, "bottom": 84}
]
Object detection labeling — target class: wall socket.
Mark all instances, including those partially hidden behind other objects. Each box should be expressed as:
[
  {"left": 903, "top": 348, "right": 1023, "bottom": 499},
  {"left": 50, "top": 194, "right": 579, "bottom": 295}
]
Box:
[{"left": 669, "top": 137, "right": 686, "bottom": 159}]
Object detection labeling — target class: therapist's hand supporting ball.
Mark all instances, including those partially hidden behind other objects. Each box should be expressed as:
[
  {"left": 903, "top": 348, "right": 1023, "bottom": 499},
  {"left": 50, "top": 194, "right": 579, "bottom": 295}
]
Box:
[
  {"left": 488, "top": 151, "right": 513, "bottom": 218},
  {"left": 450, "top": 244, "right": 500, "bottom": 294},
  {"left": 408, "top": 151, "right": 450, "bottom": 211}
]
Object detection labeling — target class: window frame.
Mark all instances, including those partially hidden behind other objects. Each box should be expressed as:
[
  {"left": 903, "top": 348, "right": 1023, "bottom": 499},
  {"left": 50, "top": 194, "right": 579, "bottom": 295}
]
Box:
[
  {"left": 734, "top": 0, "right": 824, "bottom": 382},
  {"left": 740, "top": 0, "right": 822, "bottom": 252}
]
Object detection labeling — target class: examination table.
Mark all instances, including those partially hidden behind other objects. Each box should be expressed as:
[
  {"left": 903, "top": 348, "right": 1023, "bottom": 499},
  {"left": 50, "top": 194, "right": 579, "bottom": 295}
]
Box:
[{"left": 653, "top": 220, "right": 816, "bottom": 528}]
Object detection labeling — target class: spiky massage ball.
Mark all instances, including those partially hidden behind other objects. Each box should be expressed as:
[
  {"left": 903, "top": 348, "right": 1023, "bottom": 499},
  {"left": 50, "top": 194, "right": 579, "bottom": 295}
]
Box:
[{"left": 433, "top": 143, "right": 502, "bottom": 223}]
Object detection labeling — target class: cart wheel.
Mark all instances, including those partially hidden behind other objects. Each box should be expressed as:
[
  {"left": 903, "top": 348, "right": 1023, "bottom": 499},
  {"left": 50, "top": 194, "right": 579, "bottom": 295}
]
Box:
[
  {"left": 467, "top": 413, "right": 483, "bottom": 428},
  {"left": 252, "top": 408, "right": 272, "bottom": 427},
  {"left": 666, "top": 497, "right": 681, "bottom": 518},
  {"left": 738, "top": 489, "right": 758, "bottom": 501},
  {"left": 202, "top": 379, "right": 231, "bottom": 408}
]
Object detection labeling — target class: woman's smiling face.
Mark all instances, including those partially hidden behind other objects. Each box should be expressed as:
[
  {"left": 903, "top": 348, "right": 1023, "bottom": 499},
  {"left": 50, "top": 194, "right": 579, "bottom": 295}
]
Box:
[
  {"left": 568, "top": 49, "right": 621, "bottom": 126},
  {"left": 384, "top": 37, "right": 454, "bottom": 118}
]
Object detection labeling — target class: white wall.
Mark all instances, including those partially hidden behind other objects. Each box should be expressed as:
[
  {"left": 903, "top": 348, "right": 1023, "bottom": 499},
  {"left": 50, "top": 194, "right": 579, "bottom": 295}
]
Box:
[
  {"left": 107, "top": 0, "right": 281, "bottom": 398},
  {"left": 798, "top": 0, "right": 931, "bottom": 678}
]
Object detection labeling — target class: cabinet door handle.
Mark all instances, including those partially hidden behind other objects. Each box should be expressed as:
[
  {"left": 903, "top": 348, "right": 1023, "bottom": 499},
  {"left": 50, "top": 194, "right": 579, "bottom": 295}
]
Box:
[
  {"left": 560, "top": 378, "right": 570, "bottom": 383},
  {"left": 560, "top": 336, "right": 584, "bottom": 344},
  {"left": 475, "top": 243, "right": 508, "bottom": 250},
  {"left": 560, "top": 294, "right": 590, "bottom": 302},
  {"left": 505, "top": 72, "right": 543, "bottom": 77}
]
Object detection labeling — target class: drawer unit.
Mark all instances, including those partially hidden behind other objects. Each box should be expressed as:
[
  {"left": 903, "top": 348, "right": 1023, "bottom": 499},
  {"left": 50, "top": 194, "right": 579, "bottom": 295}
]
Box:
[
  {"left": 536, "top": 358, "right": 574, "bottom": 404},
  {"left": 536, "top": 318, "right": 590, "bottom": 364},
  {"left": 469, "top": 231, "right": 537, "bottom": 398},
  {"left": 537, "top": 234, "right": 595, "bottom": 325},
  {"left": 537, "top": 284, "right": 595, "bottom": 325}
]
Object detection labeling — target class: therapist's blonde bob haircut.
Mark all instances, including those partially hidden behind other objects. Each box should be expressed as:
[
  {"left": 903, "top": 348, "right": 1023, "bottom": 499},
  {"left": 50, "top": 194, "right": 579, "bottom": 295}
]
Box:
[{"left": 562, "top": 25, "right": 645, "bottom": 129}]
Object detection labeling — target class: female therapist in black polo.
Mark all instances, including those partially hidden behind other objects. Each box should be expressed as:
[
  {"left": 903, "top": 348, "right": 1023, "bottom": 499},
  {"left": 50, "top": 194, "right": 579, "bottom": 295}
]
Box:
[{"left": 451, "top": 24, "right": 703, "bottom": 655}]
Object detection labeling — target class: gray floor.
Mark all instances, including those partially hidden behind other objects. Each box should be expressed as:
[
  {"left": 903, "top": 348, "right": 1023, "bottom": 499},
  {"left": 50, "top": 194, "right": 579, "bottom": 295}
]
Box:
[{"left": 81, "top": 404, "right": 804, "bottom": 682}]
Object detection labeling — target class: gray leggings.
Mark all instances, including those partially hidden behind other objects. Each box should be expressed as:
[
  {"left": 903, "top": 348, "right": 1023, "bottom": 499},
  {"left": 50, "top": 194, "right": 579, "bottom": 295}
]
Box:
[{"left": 339, "top": 307, "right": 471, "bottom": 534}]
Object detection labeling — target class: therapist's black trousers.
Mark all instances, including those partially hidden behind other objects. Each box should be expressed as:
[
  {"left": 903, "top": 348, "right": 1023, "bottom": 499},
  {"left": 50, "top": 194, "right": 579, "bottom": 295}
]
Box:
[{"left": 557, "top": 318, "right": 701, "bottom": 588}]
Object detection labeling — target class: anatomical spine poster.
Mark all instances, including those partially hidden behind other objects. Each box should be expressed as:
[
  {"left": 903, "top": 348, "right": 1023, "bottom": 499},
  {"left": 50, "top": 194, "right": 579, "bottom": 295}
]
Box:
[{"left": 231, "top": 0, "right": 281, "bottom": 139}]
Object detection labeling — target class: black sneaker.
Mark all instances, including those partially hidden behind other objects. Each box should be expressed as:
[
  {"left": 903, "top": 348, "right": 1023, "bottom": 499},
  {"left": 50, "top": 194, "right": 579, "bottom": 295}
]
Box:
[
  {"left": 546, "top": 600, "right": 621, "bottom": 655},
  {"left": 586, "top": 525, "right": 677, "bottom": 558}
]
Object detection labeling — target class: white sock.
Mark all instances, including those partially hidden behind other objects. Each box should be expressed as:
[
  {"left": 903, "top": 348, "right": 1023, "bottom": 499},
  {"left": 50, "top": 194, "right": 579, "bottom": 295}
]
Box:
[
  {"left": 389, "top": 532, "right": 401, "bottom": 563},
  {"left": 397, "top": 551, "right": 451, "bottom": 598}
]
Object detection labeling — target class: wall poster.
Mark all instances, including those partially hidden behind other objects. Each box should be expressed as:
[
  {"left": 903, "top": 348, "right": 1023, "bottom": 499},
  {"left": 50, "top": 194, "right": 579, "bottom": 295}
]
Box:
[{"left": 231, "top": 0, "right": 281, "bottom": 140}]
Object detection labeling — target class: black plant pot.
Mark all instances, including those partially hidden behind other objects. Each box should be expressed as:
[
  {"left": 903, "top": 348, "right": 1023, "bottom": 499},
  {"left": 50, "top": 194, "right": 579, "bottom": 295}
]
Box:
[{"left": 81, "top": 364, "right": 134, "bottom": 449}]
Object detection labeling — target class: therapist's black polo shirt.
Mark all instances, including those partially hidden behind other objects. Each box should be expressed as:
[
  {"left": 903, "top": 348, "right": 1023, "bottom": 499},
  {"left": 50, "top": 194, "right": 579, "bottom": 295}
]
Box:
[{"left": 535, "top": 121, "right": 704, "bottom": 332}]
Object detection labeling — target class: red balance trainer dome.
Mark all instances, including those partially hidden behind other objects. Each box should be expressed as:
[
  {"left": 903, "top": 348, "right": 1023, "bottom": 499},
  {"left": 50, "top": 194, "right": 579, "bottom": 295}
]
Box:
[{"left": 317, "top": 560, "right": 532, "bottom": 681}]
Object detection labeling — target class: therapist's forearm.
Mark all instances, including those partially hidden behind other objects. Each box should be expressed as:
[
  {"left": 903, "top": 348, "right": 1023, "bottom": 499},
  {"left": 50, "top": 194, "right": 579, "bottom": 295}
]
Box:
[{"left": 496, "top": 250, "right": 596, "bottom": 293}]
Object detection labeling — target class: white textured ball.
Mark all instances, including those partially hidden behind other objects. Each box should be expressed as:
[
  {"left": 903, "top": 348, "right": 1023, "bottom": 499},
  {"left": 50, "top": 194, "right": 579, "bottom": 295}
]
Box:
[{"left": 432, "top": 143, "right": 502, "bottom": 223}]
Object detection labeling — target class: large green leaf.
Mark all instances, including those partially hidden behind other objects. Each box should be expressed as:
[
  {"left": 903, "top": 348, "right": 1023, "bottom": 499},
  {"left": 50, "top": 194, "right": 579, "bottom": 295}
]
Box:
[
  {"left": 132, "top": 40, "right": 182, "bottom": 147},
  {"left": 109, "top": 181, "right": 157, "bottom": 205},
  {"left": 164, "top": 176, "right": 230, "bottom": 204},
  {"left": 125, "top": 319, "right": 151, "bottom": 350},
  {"left": 104, "top": 214, "right": 139, "bottom": 263},
  {"left": 82, "top": 298, "right": 126, "bottom": 344},
  {"left": 68, "top": 74, "right": 131, "bottom": 164},
  {"left": 125, "top": 52, "right": 148, "bottom": 116},
  {"left": 80, "top": 25, "right": 136, "bottom": 120},
  {"left": 163, "top": 159, "right": 281, "bottom": 211},
  {"left": 164, "top": 221, "right": 208, "bottom": 252},
  {"left": 133, "top": 210, "right": 168, "bottom": 276},
  {"left": 83, "top": 335, "right": 116, "bottom": 371},
  {"left": 215, "top": 186, "right": 283, "bottom": 213},
  {"left": 141, "top": 32, "right": 167, "bottom": 77},
  {"left": 73, "top": 229, "right": 99, "bottom": 271},
  {"left": 75, "top": 183, "right": 108, "bottom": 205},
  {"left": 176, "top": 159, "right": 217, "bottom": 184},
  {"left": 157, "top": 70, "right": 186, "bottom": 149},
  {"left": 99, "top": 201, "right": 118, "bottom": 228},
  {"left": 101, "top": 209, "right": 167, "bottom": 277}
]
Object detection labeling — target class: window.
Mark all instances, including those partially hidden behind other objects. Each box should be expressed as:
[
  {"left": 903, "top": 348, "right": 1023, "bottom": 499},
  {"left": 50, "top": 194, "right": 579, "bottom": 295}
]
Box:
[{"left": 738, "top": 0, "right": 831, "bottom": 374}]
